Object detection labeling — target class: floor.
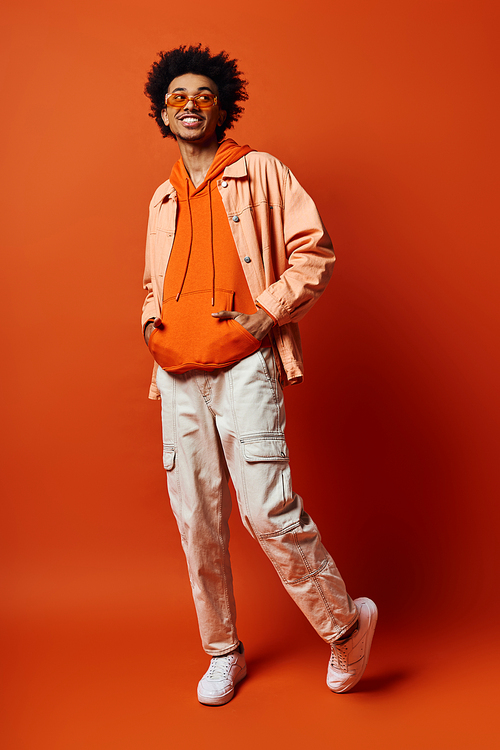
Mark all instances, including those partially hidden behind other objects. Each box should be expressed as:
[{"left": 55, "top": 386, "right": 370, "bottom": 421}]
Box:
[{"left": 3, "top": 580, "right": 498, "bottom": 750}]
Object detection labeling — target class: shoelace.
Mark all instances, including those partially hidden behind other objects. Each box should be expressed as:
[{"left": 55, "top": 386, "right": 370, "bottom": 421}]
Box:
[
  {"left": 330, "top": 641, "right": 349, "bottom": 671},
  {"left": 208, "top": 654, "right": 233, "bottom": 680}
]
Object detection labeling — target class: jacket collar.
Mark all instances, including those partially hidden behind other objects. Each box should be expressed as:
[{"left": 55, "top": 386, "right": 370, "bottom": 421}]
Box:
[
  {"left": 223, "top": 154, "right": 248, "bottom": 178},
  {"left": 151, "top": 155, "right": 248, "bottom": 208}
]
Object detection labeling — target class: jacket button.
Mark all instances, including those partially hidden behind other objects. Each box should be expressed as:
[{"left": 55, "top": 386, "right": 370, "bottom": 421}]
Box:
[
  {"left": 221, "top": 180, "right": 228, "bottom": 188},
  {"left": 244, "top": 256, "right": 251, "bottom": 263},
  {"left": 232, "top": 215, "right": 240, "bottom": 223}
]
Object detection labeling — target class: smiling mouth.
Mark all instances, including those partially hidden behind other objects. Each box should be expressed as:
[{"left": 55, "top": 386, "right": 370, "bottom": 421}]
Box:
[{"left": 178, "top": 116, "right": 203, "bottom": 125}]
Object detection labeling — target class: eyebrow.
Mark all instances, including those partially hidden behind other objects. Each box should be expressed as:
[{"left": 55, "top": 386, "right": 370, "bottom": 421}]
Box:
[{"left": 170, "top": 86, "right": 215, "bottom": 93}]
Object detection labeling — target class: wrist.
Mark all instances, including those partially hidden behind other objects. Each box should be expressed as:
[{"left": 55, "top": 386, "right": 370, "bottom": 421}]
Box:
[
  {"left": 256, "top": 307, "right": 274, "bottom": 333},
  {"left": 255, "top": 302, "right": 278, "bottom": 326},
  {"left": 144, "top": 320, "right": 154, "bottom": 343}
]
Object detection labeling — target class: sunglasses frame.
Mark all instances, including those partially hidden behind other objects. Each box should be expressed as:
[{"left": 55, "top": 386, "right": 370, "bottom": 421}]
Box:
[{"left": 164, "top": 92, "right": 219, "bottom": 109}]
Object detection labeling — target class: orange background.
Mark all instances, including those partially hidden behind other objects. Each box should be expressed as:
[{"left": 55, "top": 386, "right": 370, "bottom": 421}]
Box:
[{"left": 1, "top": 1, "right": 499, "bottom": 747}]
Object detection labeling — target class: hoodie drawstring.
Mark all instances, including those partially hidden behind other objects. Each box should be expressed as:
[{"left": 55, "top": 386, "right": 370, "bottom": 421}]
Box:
[
  {"left": 175, "top": 178, "right": 194, "bottom": 302},
  {"left": 175, "top": 177, "right": 216, "bottom": 307},
  {"left": 208, "top": 182, "right": 215, "bottom": 306}
]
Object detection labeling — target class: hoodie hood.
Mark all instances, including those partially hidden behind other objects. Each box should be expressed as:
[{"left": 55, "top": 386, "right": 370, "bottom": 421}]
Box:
[{"left": 169, "top": 138, "right": 254, "bottom": 197}]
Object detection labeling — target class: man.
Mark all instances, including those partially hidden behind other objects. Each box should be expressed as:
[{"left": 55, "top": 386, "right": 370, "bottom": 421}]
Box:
[{"left": 142, "top": 44, "right": 377, "bottom": 706}]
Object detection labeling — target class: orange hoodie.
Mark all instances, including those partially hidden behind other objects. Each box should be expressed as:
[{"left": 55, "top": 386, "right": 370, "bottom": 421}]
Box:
[{"left": 148, "top": 139, "right": 264, "bottom": 373}]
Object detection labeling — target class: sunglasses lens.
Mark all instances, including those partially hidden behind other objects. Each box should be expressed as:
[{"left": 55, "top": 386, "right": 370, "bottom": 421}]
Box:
[
  {"left": 196, "top": 94, "right": 215, "bottom": 108},
  {"left": 167, "top": 93, "right": 188, "bottom": 108}
]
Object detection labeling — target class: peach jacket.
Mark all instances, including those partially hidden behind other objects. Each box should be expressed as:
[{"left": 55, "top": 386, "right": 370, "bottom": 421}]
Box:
[{"left": 142, "top": 150, "right": 335, "bottom": 400}]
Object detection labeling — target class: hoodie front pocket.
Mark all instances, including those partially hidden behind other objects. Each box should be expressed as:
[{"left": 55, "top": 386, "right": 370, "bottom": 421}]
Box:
[{"left": 148, "top": 288, "right": 261, "bottom": 372}]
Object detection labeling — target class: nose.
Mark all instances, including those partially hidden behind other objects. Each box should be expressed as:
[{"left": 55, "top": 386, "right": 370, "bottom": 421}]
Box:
[{"left": 182, "top": 97, "right": 199, "bottom": 112}]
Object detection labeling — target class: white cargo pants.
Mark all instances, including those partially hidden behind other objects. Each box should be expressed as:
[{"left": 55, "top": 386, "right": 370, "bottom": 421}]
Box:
[{"left": 156, "top": 347, "right": 357, "bottom": 656}]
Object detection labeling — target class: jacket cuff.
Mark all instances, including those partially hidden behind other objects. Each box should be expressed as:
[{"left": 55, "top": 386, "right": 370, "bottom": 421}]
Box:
[{"left": 255, "top": 289, "right": 292, "bottom": 326}]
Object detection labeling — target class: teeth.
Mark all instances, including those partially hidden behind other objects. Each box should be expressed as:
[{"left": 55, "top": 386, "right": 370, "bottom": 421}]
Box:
[{"left": 182, "top": 118, "right": 200, "bottom": 123}]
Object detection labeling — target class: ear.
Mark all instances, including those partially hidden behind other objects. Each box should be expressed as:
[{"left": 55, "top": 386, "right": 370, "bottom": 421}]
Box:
[
  {"left": 218, "top": 110, "right": 227, "bottom": 127},
  {"left": 161, "top": 108, "right": 169, "bottom": 128}
]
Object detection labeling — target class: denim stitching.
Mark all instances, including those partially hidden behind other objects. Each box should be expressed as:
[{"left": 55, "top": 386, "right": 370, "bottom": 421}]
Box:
[
  {"left": 287, "top": 557, "right": 329, "bottom": 585},
  {"left": 172, "top": 382, "right": 186, "bottom": 552},
  {"left": 240, "top": 432, "right": 285, "bottom": 440},
  {"left": 266, "top": 346, "right": 280, "bottom": 404},
  {"left": 258, "top": 522, "right": 330, "bottom": 584},
  {"left": 294, "top": 528, "right": 312, "bottom": 574},
  {"left": 258, "top": 520, "right": 301, "bottom": 539},
  {"left": 311, "top": 563, "right": 338, "bottom": 629},
  {"left": 292, "top": 519, "right": 337, "bottom": 626},
  {"left": 216, "top": 480, "right": 235, "bottom": 641},
  {"left": 171, "top": 376, "right": 177, "bottom": 445},
  {"left": 227, "top": 366, "right": 260, "bottom": 542},
  {"left": 195, "top": 370, "right": 233, "bottom": 634},
  {"left": 177, "top": 372, "right": 237, "bottom": 647},
  {"left": 257, "top": 349, "right": 280, "bottom": 410}
]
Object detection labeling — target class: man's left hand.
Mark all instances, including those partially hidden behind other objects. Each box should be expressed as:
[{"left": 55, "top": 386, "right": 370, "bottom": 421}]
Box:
[{"left": 211, "top": 307, "right": 274, "bottom": 341}]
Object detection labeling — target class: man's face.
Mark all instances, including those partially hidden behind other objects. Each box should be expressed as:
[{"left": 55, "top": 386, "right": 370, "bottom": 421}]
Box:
[{"left": 161, "top": 73, "right": 226, "bottom": 145}]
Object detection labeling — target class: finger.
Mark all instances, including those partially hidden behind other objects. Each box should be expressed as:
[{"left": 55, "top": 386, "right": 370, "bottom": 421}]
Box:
[
  {"left": 153, "top": 317, "right": 164, "bottom": 329},
  {"left": 211, "top": 310, "right": 239, "bottom": 319}
]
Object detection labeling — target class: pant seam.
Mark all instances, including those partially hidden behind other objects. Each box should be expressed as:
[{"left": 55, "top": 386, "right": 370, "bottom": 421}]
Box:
[
  {"left": 311, "top": 562, "right": 339, "bottom": 632},
  {"left": 294, "top": 528, "right": 339, "bottom": 631},
  {"left": 258, "top": 520, "right": 301, "bottom": 539},
  {"left": 216, "top": 480, "right": 236, "bottom": 641},
  {"left": 285, "top": 557, "right": 329, "bottom": 585},
  {"left": 257, "top": 349, "right": 280, "bottom": 412},
  {"left": 227, "top": 367, "right": 259, "bottom": 540},
  {"left": 166, "top": 370, "right": 237, "bottom": 651}
]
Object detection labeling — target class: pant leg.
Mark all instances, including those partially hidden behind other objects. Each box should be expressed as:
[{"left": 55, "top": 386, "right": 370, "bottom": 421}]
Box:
[
  {"left": 213, "top": 348, "right": 358, "bottom": 642},
  {"left": 156, "top": 365, "right": 239, "bottom": 656}
]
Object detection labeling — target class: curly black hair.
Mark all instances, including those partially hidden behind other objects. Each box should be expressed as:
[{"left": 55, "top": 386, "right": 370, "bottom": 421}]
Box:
[{"left": 144, "top": 44, "right": 248, "bottom": 140}]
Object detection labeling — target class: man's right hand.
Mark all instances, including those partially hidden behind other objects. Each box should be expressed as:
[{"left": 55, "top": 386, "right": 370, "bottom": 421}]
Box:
[{"left": 145, "top": 318, "right": 163, "bottom": 346}]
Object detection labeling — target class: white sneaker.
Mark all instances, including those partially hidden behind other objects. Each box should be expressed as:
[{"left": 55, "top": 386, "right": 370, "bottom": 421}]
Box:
[
  {"left": 197, "top": 643, "right": 247, "bottom": 706},
  {"left": 327, "top": 597, "right": 378, "bottom": 693}
]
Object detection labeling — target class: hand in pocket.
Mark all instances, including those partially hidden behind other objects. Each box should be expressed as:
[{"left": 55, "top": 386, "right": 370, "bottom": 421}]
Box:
[
  {"left": 145, "top": 318, "right": 163, "bottom": 346},
  {"left": 211, "top": 308, "right": 273, "bottom": 341}
]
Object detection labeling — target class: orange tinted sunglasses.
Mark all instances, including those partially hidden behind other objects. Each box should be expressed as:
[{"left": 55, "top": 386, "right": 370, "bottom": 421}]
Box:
[{"left": 165, "top": 92, "right": 218, "bottom": 109}]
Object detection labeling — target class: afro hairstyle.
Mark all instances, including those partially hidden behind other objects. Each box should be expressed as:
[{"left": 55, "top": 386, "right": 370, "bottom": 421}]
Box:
[{"left": 144, "top": 44, "right": 248, "bottom": 140}]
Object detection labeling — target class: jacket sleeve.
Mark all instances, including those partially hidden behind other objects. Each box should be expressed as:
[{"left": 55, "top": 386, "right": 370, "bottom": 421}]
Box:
[
  {"left": 255, "top": 167, "right": 335, "bottom": 325},
  {"left": 141, "top": 203, "right": 158, "bottom": 332}
]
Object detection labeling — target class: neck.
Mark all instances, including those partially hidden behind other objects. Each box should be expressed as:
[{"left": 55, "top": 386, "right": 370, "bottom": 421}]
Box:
[{"left": 176, "top": 135, "right": 219, "bottom": 188}]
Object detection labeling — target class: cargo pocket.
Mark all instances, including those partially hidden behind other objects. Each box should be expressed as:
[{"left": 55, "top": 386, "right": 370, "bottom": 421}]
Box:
[
  {"left": 241, "top": 435, "right": 289, "bottom": 462},
  {"left": 162, "top": 445, "right": 176, "bottom": 471}
]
